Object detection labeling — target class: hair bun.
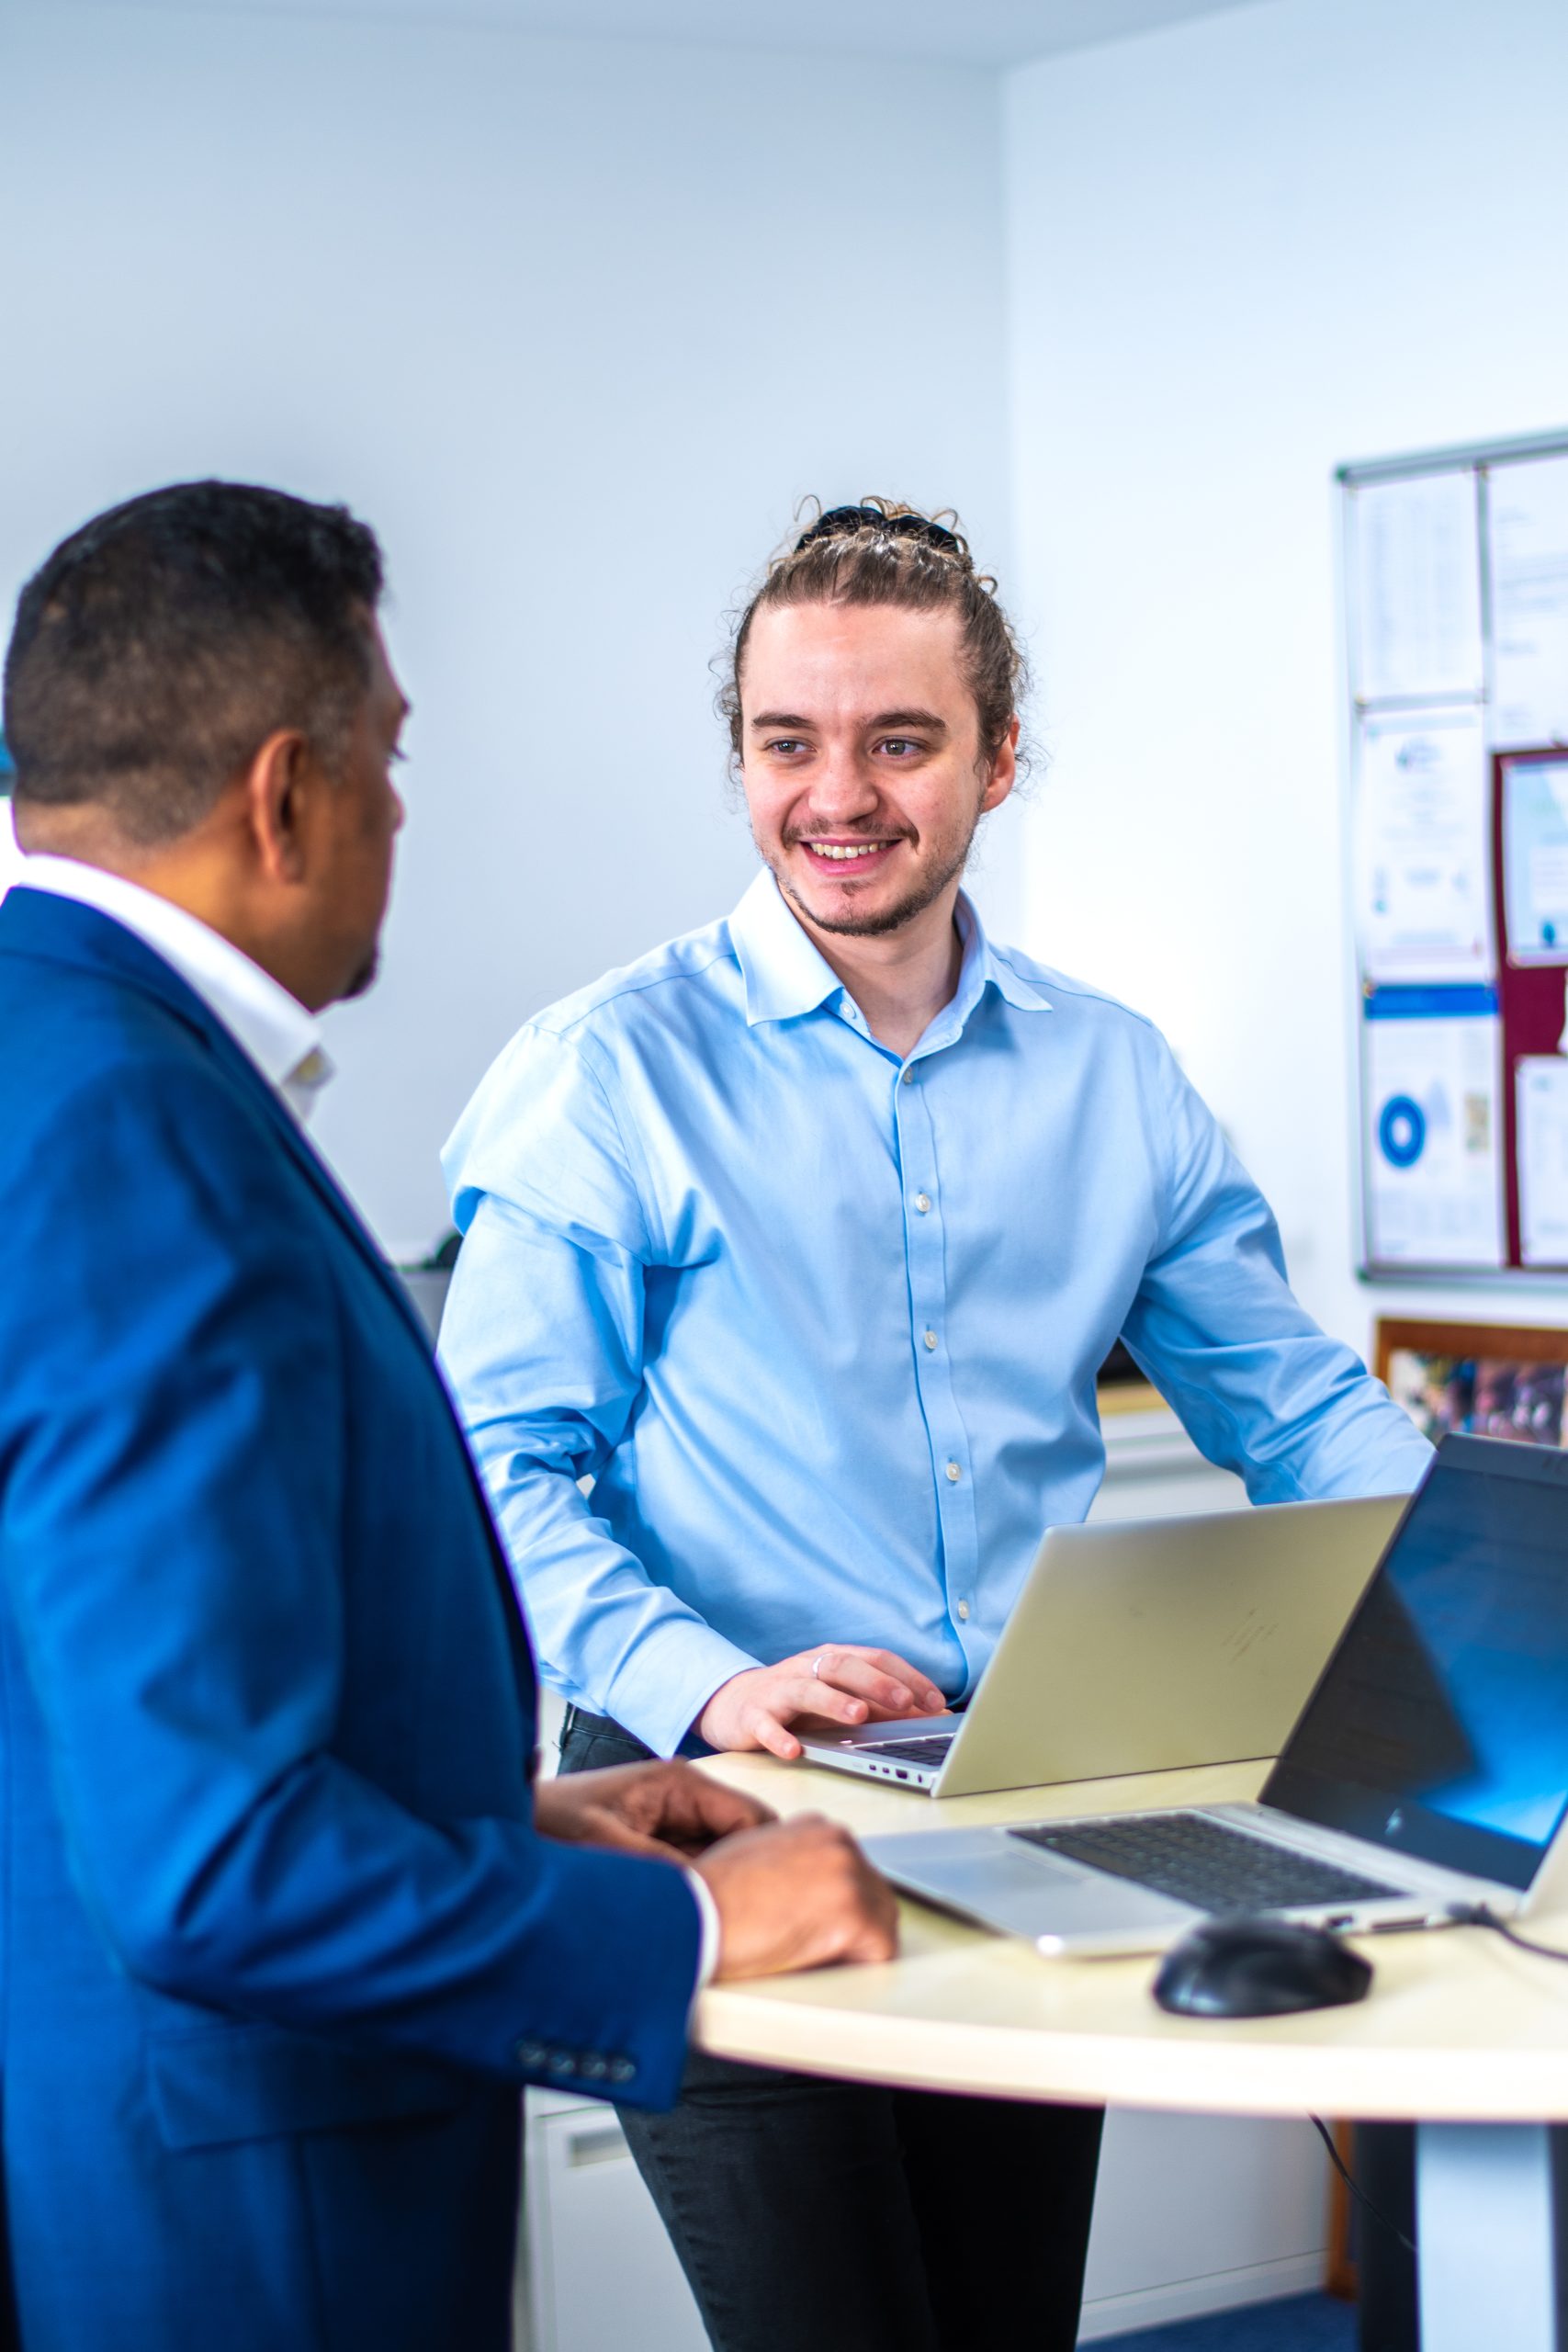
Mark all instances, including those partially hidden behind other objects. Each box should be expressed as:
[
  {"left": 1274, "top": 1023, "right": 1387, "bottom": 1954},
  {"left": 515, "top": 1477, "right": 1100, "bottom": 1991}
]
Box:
[{"left": 793, "top": 501, "right": 969, "bottom": 564}]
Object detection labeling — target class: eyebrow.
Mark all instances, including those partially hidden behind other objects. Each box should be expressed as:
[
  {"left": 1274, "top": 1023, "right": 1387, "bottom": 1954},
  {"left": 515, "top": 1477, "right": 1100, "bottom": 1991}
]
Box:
[{"left": 749, "top": 707, "right": 949, "bottom": 733}]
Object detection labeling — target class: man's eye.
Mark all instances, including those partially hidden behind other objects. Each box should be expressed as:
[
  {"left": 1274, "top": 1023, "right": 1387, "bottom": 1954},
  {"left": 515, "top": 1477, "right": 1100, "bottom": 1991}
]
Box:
[
  {"left": 878, "top": 738, "right": 922, "bottom": 757},
  {"left": 767, "top": 739, "right": 807, "bottom": 756}
]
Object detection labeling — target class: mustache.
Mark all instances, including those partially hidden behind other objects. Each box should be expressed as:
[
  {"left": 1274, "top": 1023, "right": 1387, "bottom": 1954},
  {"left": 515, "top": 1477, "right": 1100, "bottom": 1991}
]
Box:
[{"left": 784, "top": 826, "right": 913, "bottom": 844}]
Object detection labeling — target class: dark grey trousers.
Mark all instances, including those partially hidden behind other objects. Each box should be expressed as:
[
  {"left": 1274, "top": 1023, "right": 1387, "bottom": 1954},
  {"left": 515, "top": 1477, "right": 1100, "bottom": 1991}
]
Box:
[{"left": 559, "top": 1706, "right": 1104, "bottom": 2352}]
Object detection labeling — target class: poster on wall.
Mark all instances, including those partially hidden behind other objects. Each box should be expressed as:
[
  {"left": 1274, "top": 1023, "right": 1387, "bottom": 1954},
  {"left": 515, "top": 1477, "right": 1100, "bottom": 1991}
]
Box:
[
  {"left": 1489, "top": 454, "right": 1568, "bottom": 751},
  {"left": 1501, "top": 755, "right": 1568, "bottom": 964},
  {"left": 1363, "top": 985, "right": 1504, "bottom": 1268},
  {"left": 1354, "top": 706, "right": 1494, "bottom": 980},
  {"left": 1350, "top": 471, "right": 1484, "bottom": 705}
]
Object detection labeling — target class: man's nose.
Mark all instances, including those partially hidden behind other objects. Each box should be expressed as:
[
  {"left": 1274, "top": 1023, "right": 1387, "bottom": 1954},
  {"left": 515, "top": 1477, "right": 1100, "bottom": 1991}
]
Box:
[{"left": 807, "top": 747, "right": 880, "bottom": 822}]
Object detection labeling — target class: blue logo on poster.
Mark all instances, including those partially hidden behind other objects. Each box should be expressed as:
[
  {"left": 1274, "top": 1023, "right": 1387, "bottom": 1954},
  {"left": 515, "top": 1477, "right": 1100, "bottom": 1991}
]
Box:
[{"left": 1379, "top": 1094, "right": 1427, "bottom": 1169}]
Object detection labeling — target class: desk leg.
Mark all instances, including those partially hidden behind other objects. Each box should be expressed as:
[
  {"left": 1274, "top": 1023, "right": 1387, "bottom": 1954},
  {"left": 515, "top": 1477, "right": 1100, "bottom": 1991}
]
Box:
[{"left": 1417, "top": 2123, "right": 1568, "bottom": 2351}]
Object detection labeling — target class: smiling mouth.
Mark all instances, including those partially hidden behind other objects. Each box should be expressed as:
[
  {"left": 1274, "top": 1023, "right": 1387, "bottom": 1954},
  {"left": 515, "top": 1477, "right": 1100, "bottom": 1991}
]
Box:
[{"left": 797, "top": 838, "right": 900, "bottom": 865}]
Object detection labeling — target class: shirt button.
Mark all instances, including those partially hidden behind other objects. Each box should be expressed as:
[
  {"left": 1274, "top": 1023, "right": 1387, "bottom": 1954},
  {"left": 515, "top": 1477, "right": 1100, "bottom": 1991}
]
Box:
[
  {"left": 956, "top": 1600, "right": 971, "bottom": 1621},
  {"left": 945, "top": 1461, "right": 961, "bottom": 1483},
  {"left": 900, "top": 1067, "right": 915, "bottom": 1085},
  {"left": 915, "top": 1193, "right": 931, "bottom": 1214},
  {"left": 923, "top": 1329, "right": 938, "bottom": 1351}
]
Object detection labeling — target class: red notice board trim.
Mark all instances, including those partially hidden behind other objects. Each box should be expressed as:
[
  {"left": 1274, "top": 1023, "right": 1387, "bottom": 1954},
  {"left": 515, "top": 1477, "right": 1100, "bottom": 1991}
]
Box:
[{"left": 1493, "top": 752, "right": 1568, "bottom": 1269}]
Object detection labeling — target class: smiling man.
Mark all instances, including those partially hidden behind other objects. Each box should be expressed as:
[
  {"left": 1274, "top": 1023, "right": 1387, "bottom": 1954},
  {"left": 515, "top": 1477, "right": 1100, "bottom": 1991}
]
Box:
[{"left": 438, "top": 501, "right": 1432, "bottom": 2352}]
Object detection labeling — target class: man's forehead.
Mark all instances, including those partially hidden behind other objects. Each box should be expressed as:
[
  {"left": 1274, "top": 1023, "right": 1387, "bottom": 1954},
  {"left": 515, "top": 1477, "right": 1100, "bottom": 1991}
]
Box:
[
  {"left": 363, "top": 614, "right": 409, "bottom": 720},
  {"left": 742, "top": 600, "right": 968, "bottom": 707}
]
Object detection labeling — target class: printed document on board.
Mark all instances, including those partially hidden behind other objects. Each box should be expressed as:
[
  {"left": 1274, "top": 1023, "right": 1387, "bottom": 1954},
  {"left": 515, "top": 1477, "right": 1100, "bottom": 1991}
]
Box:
[
  {"left": 1489, "top": 454, "right": 1568, "bottom": 750},
  {"left": 1364, "top": 987, "right": 1504, "bottom": 1268},
  {"left": 1517, "top": 1057, "right": 1568, "bottom": 1267},
  {"left": 1351, "top": 471, "right": 1483, "bottom": 704},
  {"left": 1502, "top": 756, "right": 1568, "bottom": 964},
  {"left": 1355, "top": 707, "right": 1494, "bottom": 979}
]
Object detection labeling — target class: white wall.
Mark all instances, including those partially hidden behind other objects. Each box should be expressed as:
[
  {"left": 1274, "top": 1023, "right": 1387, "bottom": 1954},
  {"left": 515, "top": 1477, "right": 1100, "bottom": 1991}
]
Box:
[
  {"left": 12, "top": 0, "right": 1554, "bottom": 1345},
  {"left": 1005, "top": 0, "right": 1568, "bottom": 1356},
  {"left": 1, "top": 3, "right": 1011, "bottom": 1251}
]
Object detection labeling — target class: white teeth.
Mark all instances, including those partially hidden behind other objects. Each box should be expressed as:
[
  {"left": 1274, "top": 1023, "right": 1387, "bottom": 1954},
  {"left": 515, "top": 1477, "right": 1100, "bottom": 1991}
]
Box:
[{"left": 806, "top": 842, "right": 885, "bottom": 861}]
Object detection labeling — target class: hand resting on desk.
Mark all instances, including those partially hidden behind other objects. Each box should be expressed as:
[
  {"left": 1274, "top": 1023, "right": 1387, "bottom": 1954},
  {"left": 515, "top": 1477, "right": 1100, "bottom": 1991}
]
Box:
[
  {"left": 535, "top": 1761, "right": 898, "bottom": 1979},
  {"left": 697, "top": 1643, "right": 949, "bottom": 1761}
]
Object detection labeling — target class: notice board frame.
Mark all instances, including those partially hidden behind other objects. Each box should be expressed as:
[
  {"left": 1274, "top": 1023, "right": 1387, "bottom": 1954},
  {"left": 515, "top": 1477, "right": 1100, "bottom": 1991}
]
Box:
[{"left": 1340, "top": 429, "right": 1568, "bottom": 1284}]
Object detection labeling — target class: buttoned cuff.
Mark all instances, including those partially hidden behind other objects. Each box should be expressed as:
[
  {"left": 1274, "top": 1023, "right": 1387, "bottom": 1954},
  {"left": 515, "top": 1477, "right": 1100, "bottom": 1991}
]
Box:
[{"left": 685, "top": 1869, "right": 721, "bottom": 1991}]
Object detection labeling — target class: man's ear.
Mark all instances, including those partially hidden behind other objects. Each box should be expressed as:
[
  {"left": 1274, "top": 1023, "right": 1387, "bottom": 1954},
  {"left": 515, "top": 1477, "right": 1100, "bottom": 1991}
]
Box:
[
  {"left": 979, "top": 714, "right": 1021, "bottom": 816},
  {"left": 243, "top": 729, "right": 315, "bottom": 885}
]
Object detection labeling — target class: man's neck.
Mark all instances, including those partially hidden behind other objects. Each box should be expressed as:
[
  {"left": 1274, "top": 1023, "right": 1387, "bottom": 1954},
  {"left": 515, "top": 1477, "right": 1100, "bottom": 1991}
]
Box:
[
  {"left": 16, "top": 813, "right": 321, "bottom": 1010},
  {"left": 789, "top": 885, "right": 965, "bottom": 1061}
]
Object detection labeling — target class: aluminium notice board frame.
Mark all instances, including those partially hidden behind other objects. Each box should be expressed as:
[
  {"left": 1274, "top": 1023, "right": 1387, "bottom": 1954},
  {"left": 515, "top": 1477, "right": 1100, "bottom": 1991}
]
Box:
[{"left": 1341, "top": 429, "right": 1568, "bottom": 1283}]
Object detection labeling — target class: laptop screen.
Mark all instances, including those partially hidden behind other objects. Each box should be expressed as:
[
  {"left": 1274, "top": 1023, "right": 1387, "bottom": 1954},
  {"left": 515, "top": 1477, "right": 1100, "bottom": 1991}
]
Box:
[{"left": 1262, "top": 1433, "right": 1568, "bottom": 1892}]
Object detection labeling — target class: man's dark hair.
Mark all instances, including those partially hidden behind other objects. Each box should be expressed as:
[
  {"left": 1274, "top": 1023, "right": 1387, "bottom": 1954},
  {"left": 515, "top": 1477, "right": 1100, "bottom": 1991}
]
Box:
[{"left": 3, "top": 481, "right": 385, "bottom": 846}]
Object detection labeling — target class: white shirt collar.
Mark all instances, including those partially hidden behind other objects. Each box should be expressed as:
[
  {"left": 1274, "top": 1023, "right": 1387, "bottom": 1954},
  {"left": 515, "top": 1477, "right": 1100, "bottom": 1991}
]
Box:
[{"left": 17, "top": 854, "right": 333, "bottom": 1123}]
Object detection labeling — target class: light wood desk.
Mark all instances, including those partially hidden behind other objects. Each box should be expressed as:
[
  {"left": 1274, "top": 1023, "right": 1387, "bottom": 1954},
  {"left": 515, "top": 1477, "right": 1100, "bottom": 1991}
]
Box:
[{"left": 694, "top": 1754, "right": 1568, "bottom": 2351}]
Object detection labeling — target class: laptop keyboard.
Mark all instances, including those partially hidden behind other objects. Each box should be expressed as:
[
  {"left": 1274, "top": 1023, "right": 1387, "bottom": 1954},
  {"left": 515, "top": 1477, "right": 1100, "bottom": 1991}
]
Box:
[
  {"left": 851, "top": 1734, "right": 956, "bottom": 1767},
  {"left": 1009, "top": 1812, "right": 1404, "bottom": 1915}
]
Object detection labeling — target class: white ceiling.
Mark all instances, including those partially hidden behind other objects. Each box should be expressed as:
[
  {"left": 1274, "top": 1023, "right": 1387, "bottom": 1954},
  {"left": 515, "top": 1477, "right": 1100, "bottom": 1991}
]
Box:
[{"left": 107, "top": 0, "right": 1270, "bottom": 69}]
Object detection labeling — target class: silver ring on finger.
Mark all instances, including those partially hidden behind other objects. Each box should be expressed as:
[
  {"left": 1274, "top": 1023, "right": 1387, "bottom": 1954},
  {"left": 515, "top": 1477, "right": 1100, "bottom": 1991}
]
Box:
[{"left": 812, "top": 1652, "right": 826, "bottom": 1680}]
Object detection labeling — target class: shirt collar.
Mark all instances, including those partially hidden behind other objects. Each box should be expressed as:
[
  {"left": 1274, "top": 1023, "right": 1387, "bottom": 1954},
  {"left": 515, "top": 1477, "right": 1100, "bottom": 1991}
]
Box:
[
  {"left": 728, "top": 867, "right": 1053, "bottom": 1032},
  {"left": 17, "top": 854, "right": 333, "bottom": 1118}
]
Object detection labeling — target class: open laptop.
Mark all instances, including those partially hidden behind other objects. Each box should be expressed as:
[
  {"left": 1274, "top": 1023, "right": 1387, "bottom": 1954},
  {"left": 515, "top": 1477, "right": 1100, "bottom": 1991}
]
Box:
[
  {"left": 799, "top": 1496, "right": 1404, "bottom": 1795},
  {"left": 865, "top": 1434, "right": 1568, "bottom": 1954}
]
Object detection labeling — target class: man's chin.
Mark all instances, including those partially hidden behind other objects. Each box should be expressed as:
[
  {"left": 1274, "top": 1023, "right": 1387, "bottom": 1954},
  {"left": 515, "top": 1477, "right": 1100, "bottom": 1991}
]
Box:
[
  {"left": 778, "top": 866, "right": 958, "bottom": 942},
  {"left": 340, "top": 945, "right": 381, "bottom": 1001}
]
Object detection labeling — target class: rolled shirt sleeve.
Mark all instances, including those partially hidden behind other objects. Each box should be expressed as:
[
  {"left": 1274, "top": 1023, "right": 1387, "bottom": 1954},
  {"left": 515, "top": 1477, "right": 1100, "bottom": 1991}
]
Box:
[{"left": 1122, "top": 1046, "right": 1433, "bottom": 1502}]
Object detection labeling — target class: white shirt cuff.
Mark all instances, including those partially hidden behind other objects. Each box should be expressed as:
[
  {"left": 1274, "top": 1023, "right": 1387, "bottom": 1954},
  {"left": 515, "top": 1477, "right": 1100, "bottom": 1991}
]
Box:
[{"left": 685, "top": 1867, "right": 721, "bottom": 1989}]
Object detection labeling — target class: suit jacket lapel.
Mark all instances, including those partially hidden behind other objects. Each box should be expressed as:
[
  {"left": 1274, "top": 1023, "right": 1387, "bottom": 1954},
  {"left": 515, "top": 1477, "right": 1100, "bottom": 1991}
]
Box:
[{"left": 189, "top": 998, "right": 542, "bottom": 1701}]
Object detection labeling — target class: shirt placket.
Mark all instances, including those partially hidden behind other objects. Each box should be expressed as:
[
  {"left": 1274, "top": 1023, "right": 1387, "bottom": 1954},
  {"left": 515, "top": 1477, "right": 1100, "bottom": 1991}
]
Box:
[{"left": 893, "top": 1045, "right": 985, "bottom": 1679}]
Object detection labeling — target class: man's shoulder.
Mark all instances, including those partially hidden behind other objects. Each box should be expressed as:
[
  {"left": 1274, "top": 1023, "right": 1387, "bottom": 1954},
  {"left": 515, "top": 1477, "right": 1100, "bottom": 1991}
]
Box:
[
  {"left": 526, "top": 912, "right": 741, "bottom": 1051},
  {"left": 987, "top": 938, "right": 1166, "bottom": 1040},
  {"left": 0, "top": 915, "right": 285, "bottom": 1202}
]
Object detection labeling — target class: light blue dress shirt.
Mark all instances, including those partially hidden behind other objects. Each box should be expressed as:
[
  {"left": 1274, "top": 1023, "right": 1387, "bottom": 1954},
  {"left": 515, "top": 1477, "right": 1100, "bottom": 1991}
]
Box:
[{"left": 439, "top": 872, "right": 1432, "bottom": 1758}]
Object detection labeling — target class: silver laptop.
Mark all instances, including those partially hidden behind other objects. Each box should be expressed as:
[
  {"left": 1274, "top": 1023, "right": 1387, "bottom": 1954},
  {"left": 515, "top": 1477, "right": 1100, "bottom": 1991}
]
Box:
[
  {"left": 800, "top": 1497, "right": 1404, "bottom": 1796},
  {"left": 866, "top": 1435, "right": 1568, "bottom": 1954}
]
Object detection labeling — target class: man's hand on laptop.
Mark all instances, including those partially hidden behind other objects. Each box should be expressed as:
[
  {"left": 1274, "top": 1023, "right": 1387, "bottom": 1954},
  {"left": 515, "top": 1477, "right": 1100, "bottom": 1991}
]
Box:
[
  {"left": 694, "top": 1815, "right": 899, "bottom": 1978},
  {"left": 696, "top": 1645, "right": 949, "bottom": 1760}
]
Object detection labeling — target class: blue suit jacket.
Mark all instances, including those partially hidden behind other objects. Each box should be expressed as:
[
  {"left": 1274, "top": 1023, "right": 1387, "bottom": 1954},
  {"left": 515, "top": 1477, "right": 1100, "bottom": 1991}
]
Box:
[{"left": 0, "top": 888, "right": 701, "bottom": 2352}]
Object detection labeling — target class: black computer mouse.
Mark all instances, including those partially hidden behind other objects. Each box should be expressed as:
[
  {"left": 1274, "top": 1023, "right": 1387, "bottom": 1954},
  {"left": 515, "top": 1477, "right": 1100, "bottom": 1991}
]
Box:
[{"left": 1152, "top": 1917, "right": 1373, "bottom": 2018}]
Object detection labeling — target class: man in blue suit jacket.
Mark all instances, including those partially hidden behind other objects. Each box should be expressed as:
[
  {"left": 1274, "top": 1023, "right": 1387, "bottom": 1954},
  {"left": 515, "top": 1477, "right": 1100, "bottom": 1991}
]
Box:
[{"left": 0, "top": 481, "right": 893, "bottom": 2351}]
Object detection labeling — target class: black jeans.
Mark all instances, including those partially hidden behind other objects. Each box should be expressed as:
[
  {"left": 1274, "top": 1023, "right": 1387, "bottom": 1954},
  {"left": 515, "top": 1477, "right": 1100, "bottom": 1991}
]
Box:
[{"left": 560, "top": 1707, "right": 1105, "bottom": 2352}]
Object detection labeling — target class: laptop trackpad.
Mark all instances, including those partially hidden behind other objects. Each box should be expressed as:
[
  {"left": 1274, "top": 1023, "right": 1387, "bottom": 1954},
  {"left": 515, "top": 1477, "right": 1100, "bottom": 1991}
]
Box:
[{"left": 863, "top": 1828, "right": 1181, "bottom": 1939}]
